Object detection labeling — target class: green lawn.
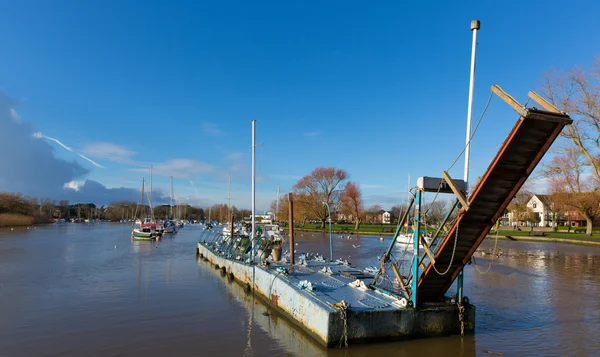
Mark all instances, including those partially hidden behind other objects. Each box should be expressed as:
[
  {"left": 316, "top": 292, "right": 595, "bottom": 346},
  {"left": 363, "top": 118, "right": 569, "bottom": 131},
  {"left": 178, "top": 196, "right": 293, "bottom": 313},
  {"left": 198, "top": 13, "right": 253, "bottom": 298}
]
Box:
[
  {"left": 291, "top": 223, "right": 599, "bottom": 239},
  {"left": 493, "top": 229, "right": 599, "bottom": 239},
  {"left": 291, "top": 223, "right": 436, "bottom": 234}
]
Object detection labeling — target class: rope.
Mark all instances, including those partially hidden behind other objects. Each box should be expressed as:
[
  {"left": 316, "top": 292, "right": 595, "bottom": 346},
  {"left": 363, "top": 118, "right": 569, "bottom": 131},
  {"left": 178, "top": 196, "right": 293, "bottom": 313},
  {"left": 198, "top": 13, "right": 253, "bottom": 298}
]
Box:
[
  {"left": 458, "top": 302, "right": 465, "bottom": 337},
  {"left": 431, "top": 219, "right": 460, "bottom": 276},
  {"left": 473, "top": 225, "right": 500, "bottom": 275},
  {"left": 332, "top": 300, "right": 350, "bottom": 348},
  {"left": 446, "top": 90, "right": 494, "bottom": 172},
  {"left": 423, "top": 90, "right": 494, "bottom": 217}
]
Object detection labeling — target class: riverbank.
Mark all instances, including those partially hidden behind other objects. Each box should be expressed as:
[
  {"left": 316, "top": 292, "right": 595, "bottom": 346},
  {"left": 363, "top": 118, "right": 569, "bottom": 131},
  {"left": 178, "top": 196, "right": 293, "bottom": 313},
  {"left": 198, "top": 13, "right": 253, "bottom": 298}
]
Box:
[
  {"left": 0, "top": 213, "right": 53, "bottom": 228},
  {"left": 0, "top": 213, "right": 36, "bottom": 227},
  {"left": 485, "top": 234, "right": 600, "bottom": 247},
  {"left": 291, "top": 226, "right": 600, "bottom": 247}
]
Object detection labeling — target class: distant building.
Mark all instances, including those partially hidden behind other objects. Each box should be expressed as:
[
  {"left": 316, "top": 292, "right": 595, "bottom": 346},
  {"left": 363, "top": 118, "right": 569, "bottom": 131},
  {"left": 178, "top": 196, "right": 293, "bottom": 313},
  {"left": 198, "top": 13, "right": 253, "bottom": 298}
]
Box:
[
  {"left": 246, "top": 211, "right": 275, "bottom": 224},
  {"left": 382, "top": 211, "right": 391, "bottom": 224},
  {"left": 527, "top": 194, "right": 554, "bottom": 227}
]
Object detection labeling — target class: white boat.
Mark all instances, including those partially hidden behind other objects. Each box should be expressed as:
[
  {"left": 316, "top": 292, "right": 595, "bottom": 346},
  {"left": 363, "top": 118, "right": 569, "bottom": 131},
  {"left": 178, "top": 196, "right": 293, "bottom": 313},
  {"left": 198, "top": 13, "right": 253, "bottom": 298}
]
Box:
[
  {"left": 164, "top": 220, "right": 178, "bottom": 234},
  {"left": 395, "top": 233, "right": 433, "bottom": 247},
  {"left": 131, "top": 179, "right": 159, "bottom": 240},
  {"left": 263, "top": 224, "right": 284, "bottom": 243}
]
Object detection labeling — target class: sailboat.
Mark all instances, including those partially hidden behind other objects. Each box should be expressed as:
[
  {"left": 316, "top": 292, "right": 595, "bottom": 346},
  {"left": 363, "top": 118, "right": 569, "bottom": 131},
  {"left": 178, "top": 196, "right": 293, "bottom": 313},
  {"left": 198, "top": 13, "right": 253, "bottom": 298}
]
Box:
[
  {"left": 164, "top": 176, "right": 178, "bottom": 234},
  {"left": 132, "top": 178, "right": 158, "bottom": 240}
]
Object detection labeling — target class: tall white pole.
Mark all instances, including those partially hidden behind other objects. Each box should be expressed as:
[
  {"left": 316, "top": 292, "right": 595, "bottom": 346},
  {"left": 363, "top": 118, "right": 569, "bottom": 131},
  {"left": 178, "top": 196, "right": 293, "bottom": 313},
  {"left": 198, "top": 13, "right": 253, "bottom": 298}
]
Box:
[
  {"left": 276, "top": 185, "right": 280, "bottom": 222},
  {"left": 459, "top": 19, "right": 480, "bottom": 303},
  {"left": 150, "top": 165, "right": 153, "bottom": 220},
  {"left": 251, "top": 120, "right": 256, "bottom": 261},
  {"left": 464, "top": 20, "right": 480, "bottom": 187},
  {"left": 407, "top": 173, "right": 410, "bottom": 202},
  {"left": 170, "top": 176, "right": 173, "bottom": 218},
  {"left": 228, "top": 175, "right": 231, "bottom": 215}
]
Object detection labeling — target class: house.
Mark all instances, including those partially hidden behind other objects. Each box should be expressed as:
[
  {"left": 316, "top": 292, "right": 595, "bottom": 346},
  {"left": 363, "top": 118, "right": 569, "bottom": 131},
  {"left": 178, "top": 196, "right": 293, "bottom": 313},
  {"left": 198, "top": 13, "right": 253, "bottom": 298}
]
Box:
[
  {"left": 246, "top": 211, "right": 275, "bottom": 224},
  {"left": 523, "top": 194, "right": 594, "bottom": 228},
  {"left": 527, "top": 194, "right": 555, "bottom": 227},
  {"left": 382, "top": 211, "right": 391, "bottom": 224}
]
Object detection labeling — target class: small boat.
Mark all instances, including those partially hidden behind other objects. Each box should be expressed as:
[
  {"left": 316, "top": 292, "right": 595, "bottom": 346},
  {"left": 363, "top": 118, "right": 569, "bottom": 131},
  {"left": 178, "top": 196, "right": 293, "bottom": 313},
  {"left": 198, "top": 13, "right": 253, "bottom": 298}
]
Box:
[
  {"left": 395, "top": 233, "right": 433, "bottom": 247},
  {"left": 131, "top": 179, "right": 159, "bottom": 240},
  {"left": 164, "top": 220, "right": 178, "bottom": 234},
  {"left": 132, "top": 226, "right": 156, "bottom": 240}
]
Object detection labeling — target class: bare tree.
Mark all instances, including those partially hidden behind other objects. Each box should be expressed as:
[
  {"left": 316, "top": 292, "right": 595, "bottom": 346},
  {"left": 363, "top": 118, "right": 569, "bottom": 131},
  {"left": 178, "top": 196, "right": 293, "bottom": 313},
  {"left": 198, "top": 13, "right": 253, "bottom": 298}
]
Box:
[
  {"left": 293, "top": 167, "right": 348, "bottom": 228},
  {"left": 543, "top": 57, "right": 600, "bottom": 187},
  {"left": 507, "top": 183, "right": 534, "bottom": 226},
  {"left": 545, "top": 149, "right": 599, "bottom": 234},
  {"left": 340, "top": 182, "right": 364, "bottom": 230},
  {"left": 365, "top": 204, "right": 383, "bottom": 224},
  {"left": 423, "top": 199, "right": 448, "bottom": 227}
]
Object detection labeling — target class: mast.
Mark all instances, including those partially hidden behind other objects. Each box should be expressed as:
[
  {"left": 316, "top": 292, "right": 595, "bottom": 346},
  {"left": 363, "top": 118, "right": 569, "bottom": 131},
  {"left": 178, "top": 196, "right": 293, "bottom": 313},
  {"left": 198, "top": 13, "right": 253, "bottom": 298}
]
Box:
[
  {"left": 170, "top": 176, "right": 173, "bottom": 219},
  {"left": 458, "top": 19, "right": 481, "bottom": 303},
  {"left": 276, "top": 185, "right": 280, "bottom": 222},
  {"left": 141, "top": 178, "right": 145, "bottom": 219},
  {"left": 251, "top": 120, "right": 256, "bottom": 258},
  {"left": 228, "top": 175, "right": 231, "bottom": 217},
  {"left": 464, "top": 20, "right": 480, "bottom": 190},
  {"left": 150, "top": 165, "right": 154, "bottom": 220},
  {"left": 407, "top": 173, "right": 410, "bottom": 203}
]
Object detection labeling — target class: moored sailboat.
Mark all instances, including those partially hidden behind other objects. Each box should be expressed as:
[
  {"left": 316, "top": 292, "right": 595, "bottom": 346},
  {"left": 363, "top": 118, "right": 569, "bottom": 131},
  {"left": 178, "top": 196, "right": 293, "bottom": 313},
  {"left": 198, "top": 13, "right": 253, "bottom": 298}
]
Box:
[{"left": 132, "top": 178, "right": 158, "bottom": 240}]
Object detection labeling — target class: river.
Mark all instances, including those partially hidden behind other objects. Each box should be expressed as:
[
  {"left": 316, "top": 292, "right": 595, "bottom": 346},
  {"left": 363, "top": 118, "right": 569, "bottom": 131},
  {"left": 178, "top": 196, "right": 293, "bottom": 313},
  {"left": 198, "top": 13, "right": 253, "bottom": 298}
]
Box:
[{"left": 0, "top": 223, "right": 599, "bottom": 356}]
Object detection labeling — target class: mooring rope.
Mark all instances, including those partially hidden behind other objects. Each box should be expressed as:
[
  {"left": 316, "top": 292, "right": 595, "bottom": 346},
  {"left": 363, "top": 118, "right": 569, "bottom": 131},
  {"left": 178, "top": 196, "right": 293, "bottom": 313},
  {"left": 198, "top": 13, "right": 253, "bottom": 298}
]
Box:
[
  {"left": 473, "top": 224, "right": 501, "bottom": 275},
  {"left": 423, "top": 90, "right": 494, "bottom": 216},
  {"left": 431, "top": 220, "right": 460, "bottom": 276},
  {"left": 332, "top": 300, "right": 350, "bottom": 348}
]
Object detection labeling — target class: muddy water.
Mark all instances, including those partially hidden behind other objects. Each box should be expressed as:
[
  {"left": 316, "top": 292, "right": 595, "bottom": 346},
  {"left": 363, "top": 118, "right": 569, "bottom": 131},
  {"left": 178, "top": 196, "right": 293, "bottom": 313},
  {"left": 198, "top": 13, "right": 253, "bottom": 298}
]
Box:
[{"left": 0, "top": 224, "right": 599, "bottom": 357}]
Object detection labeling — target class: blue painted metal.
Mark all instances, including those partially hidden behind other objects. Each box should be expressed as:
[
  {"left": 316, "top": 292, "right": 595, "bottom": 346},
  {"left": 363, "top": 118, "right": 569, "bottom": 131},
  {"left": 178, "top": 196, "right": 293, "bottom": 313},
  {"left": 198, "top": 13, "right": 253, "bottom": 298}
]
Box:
[
  {"left": 457, "top": 271, "right": 464, "bottom": 301},
  {"left": 417, "top": 199, "right": 459, "bottom": 268},
  {"left": 411, "top": 189, "right": 422, "bottom": 307},
  {"left": 370, "top": 195, "right": 415, "bottom": 288}
]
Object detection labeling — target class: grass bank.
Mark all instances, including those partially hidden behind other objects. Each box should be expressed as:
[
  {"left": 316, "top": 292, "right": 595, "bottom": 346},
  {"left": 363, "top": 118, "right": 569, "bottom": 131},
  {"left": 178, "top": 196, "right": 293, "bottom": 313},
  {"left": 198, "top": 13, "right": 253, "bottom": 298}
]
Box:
[
  {"left": 0, "top": 213, "right": 52, "bottom": 227},
  {"left": 493, "top": 229, "right": 599, "bottom": 240},
  {"left": 290, "top": 223, "right": 433, "bottom": 236},
  {"left": 291, "top": 224, "right": 600, "bottom": 247},
  {"left": 0, "top": 213, "right": 36, "bottom": 227}
]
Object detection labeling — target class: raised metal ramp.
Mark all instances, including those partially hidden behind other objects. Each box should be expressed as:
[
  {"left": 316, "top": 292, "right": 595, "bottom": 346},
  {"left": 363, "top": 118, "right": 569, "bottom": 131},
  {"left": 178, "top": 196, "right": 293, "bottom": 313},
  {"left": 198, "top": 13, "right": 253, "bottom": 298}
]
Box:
[{"left": 417, "top": 107, "right": 572, "bottom": 302}]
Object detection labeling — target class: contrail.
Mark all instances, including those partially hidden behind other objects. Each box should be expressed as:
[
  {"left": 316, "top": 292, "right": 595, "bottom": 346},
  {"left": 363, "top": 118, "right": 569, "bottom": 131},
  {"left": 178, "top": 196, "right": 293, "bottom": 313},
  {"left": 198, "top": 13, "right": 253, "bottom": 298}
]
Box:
[
  {"left": 189, "top": 180, "right": 200, "bottom": 196},
  {"left": 33, "top": 132, "right": 105, "bottom": 168}
]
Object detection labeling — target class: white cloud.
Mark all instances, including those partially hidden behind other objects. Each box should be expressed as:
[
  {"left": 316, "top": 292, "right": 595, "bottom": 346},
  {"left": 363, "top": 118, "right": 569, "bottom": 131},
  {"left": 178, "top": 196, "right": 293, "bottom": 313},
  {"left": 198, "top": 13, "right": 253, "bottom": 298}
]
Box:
[
  {"left": 82, "top": 142, "right": 137, "bottom": 164},
  {"left": 202, "top": 121, "right": 223, "bottom": 136},
  {"left": 10, "top": 108, "right": 20, "bottom": 122},
  {"left": 132, "top": 159, "right": 215, "bottom": 179},
  {"left": 64, "top": 181, "right": 81, "bottom": 191},
  {"left": 33, "top": 132, "right": 105, "bottom": 168}
]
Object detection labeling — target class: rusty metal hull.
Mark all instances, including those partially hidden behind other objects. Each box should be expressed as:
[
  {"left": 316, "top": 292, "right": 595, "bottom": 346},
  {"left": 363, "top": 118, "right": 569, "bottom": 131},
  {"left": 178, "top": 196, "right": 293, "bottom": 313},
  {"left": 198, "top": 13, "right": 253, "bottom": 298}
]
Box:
[{"left": 197, "top": 242, "right": 474, "bottom": 347}]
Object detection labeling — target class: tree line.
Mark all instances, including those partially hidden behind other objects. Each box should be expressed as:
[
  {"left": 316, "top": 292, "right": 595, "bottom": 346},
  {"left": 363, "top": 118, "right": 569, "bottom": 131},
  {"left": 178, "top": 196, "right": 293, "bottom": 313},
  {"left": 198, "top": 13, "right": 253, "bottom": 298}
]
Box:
[
  {"left": 0, "top": 192, "right": 252, "bottom": 226},
  {"left": 270, "top": 167, "right": 456, "bottom": 231}
]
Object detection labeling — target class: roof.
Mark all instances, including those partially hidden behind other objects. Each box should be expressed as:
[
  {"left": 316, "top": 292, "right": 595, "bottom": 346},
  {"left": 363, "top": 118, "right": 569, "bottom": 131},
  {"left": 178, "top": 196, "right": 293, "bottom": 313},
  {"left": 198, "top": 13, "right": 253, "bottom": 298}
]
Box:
[{"left": 532, "top": 194, "right": 553, "bottom": 206}]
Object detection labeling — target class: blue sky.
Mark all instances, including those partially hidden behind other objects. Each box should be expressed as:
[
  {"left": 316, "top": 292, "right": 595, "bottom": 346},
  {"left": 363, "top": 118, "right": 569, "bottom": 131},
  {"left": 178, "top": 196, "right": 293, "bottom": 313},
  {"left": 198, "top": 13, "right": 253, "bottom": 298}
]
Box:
[{"left": 0, "top": 0, "right": 598, "bottom": 211}]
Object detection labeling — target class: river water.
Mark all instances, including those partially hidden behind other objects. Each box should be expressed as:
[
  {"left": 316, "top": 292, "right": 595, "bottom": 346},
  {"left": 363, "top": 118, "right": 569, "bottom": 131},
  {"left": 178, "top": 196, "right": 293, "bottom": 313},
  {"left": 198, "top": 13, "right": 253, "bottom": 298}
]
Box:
[{"left": 0, "top": 223, "right": 599, "bottom": 357}]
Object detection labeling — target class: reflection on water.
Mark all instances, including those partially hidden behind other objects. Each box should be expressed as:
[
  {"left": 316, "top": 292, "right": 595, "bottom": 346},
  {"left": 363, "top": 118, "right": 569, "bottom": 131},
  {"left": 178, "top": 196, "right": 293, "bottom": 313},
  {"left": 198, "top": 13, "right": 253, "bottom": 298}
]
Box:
[{"left": 0, "top": 225, "right": 599, "bottom": 356}]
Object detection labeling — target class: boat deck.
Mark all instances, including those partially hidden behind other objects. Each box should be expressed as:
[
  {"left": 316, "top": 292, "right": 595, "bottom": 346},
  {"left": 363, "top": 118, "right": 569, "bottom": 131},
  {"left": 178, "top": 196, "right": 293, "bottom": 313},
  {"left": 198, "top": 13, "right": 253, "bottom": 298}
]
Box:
[
  {"left": 267, "top": 260, "right": 403, "bottom": 312},
  {"left": 197, "top": 242, "right": 473, "bottom": 347}
]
